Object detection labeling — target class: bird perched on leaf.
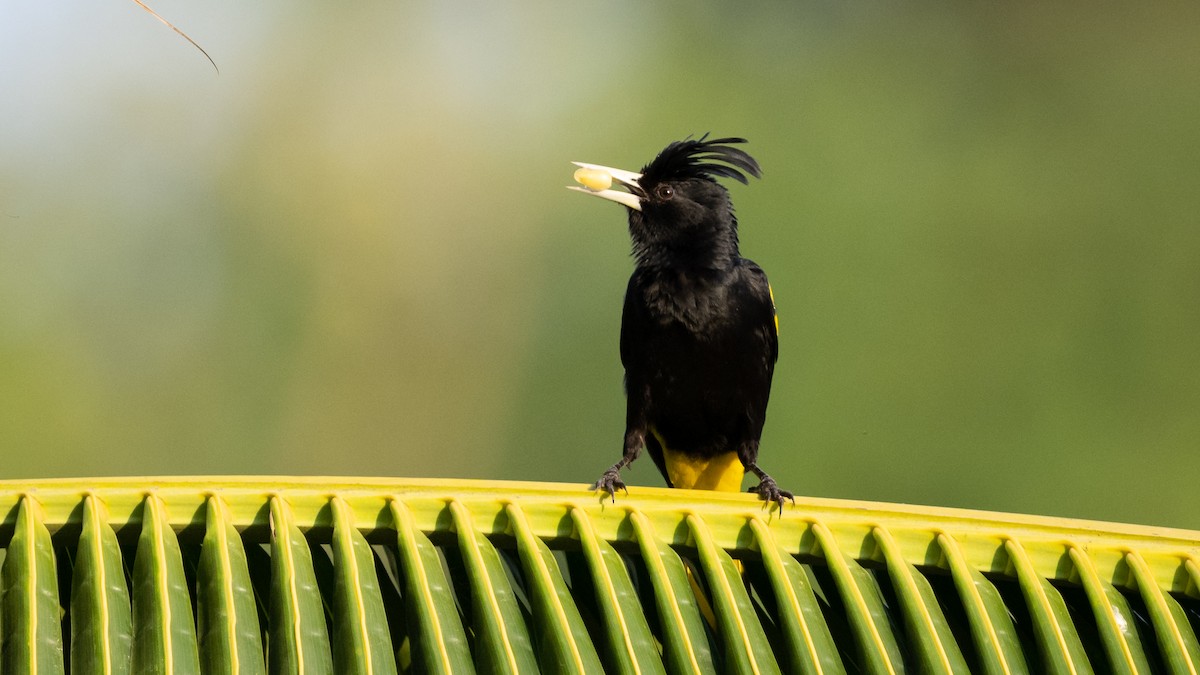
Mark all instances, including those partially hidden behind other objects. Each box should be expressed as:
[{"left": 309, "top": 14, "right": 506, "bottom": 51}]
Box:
[{"left": 568, "top": 135, "right": 793, "bottom": 511}]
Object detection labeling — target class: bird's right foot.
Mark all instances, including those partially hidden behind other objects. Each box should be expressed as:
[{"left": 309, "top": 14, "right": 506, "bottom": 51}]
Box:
[
  {"left": 590, "top": 432, "right": 643, "bottom": 503},
  {"left": 590, "top": 469, "right": 628, "bottom": 503}
]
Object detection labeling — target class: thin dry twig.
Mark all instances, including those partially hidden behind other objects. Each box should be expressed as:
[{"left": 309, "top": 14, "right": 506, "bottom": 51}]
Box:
[{"left": 130, "top": 0, "right": 218, "bottom": 73}]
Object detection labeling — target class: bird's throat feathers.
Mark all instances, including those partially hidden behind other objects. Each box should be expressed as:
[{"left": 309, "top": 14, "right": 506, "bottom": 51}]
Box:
[{"left": 629, "top": 208, "right": 741, "bottom": 272}]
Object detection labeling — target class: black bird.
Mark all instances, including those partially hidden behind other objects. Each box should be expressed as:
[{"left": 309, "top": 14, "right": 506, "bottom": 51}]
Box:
[{"left": 568, "top": 136, "right": 793, "bottom": 510}]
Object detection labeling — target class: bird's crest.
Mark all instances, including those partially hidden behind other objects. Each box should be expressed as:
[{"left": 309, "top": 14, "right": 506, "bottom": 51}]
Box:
[{"left": 639, "top": 135, "right": 762, "bottom": 186}]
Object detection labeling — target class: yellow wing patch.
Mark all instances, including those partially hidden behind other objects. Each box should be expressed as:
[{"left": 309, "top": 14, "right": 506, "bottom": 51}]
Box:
[
  {"left": 768, "top": 283, "right": 779, "bottom": 335},
  {"left": 652, "top": 428, "right": 745, "bottom": 492}
]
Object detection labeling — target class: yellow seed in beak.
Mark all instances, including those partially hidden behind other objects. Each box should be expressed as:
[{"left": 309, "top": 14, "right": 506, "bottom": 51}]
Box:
[{"left": 573, "top": 167, "right": 613, "bottom": 191}]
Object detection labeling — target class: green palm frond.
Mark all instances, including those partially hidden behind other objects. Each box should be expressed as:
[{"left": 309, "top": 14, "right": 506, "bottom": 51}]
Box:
[{"left": 2, "top": 476, "right": 1199, "bottom": 673}]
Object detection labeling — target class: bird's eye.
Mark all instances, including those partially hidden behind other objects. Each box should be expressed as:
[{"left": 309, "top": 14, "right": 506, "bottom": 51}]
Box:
[{"left": 655, "top": 184, "right": 674, "bottom": 200}]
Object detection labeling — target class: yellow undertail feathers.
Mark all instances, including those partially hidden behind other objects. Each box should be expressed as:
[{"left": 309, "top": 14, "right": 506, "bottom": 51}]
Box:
[{"left": 653, "top": 428, "right": 745, "bottom": 492}]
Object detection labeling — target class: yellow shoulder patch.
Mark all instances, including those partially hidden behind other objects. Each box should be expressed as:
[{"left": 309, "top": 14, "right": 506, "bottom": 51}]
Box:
[{"left": 768, "top": 283, "right": 779, "bottom": 335}]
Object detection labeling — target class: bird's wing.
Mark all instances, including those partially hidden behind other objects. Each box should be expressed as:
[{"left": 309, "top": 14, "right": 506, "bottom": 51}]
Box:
[
  {"left": 619, "top": 270, "right": 648, "bottom": 378},
  {"left": 737, "top": 261, "right": 779, "bottom": 366},
  {"left": 619, "top": 270, "right": 674, "bottom": 482}
]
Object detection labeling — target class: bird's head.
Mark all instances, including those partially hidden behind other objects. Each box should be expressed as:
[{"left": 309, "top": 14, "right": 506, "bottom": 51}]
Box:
[{"left": 569, "top": 136, "right": 762, "bottom": 269}]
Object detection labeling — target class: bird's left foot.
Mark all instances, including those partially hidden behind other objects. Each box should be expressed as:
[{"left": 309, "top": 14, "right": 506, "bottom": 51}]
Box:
[
  {"left": 749, "top": 475, "right": 795, "bottom": 513},
  {"left": 591, "top": 469, "right": 628, "bottom": 503}
]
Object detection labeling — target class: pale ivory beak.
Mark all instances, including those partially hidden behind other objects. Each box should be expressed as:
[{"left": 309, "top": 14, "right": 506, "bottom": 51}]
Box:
[{"left": 566, "top": 161, "right": 644, "bottom": 212}]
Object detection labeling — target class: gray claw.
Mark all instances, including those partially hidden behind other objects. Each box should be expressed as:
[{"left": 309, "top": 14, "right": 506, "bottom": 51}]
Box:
[
  {"left": 591, "top": 470, "right": 628, "bottom": 503},
  {"left": 750, "top": 476, "right": 795, "bottom": 514}
]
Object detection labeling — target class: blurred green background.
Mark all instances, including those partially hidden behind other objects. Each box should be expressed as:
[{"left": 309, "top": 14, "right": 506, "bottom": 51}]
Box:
[{"left": 2, "top": 3, "right": 1198, "bottom": 528}]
